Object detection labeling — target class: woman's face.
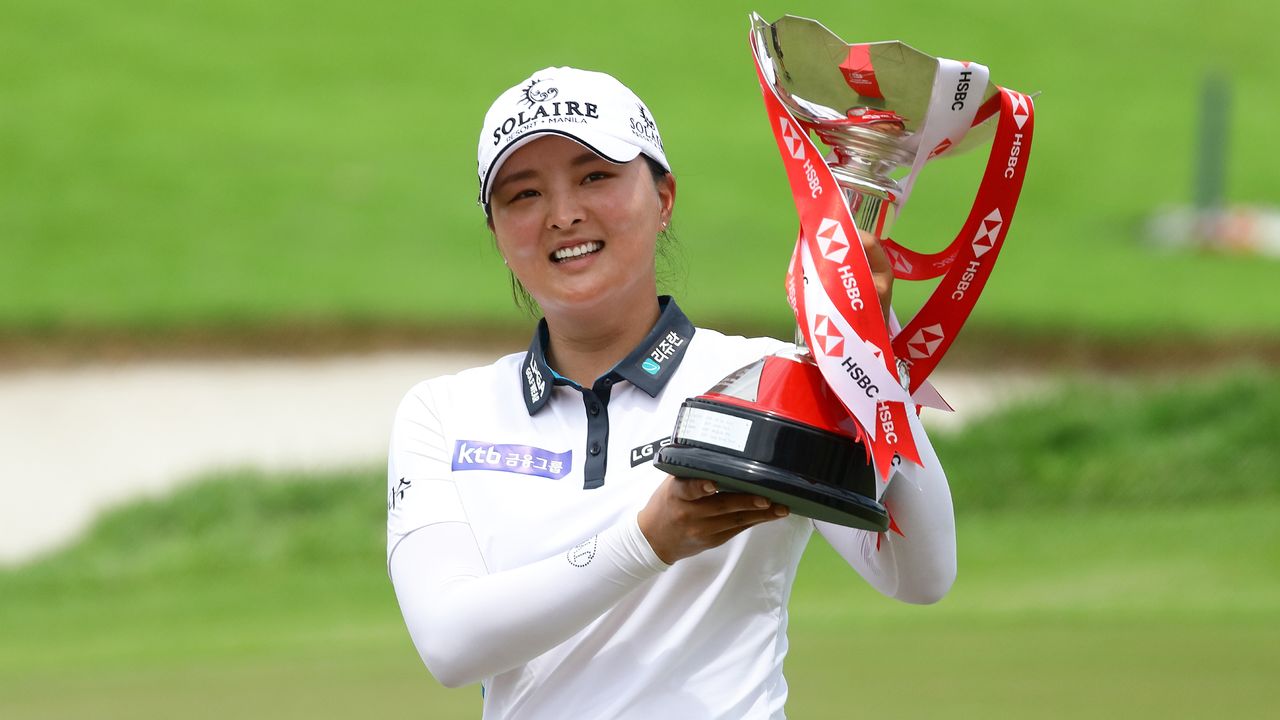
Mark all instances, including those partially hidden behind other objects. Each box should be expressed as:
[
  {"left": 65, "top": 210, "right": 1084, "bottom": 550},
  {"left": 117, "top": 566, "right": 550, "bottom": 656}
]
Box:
[{"left": 487, "top": 135, "right": 675, "bottom": 320}]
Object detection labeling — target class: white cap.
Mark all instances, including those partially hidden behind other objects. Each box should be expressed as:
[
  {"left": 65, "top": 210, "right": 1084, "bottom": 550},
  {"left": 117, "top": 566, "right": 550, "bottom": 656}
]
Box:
[{"left": 477, "top": 67, "right": 671, "bottom": 205}]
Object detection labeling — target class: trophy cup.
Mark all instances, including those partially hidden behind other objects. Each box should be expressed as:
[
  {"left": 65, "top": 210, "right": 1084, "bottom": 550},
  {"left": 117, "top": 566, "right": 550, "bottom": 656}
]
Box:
[{"left": 654, "top": 14, "right": 1035, "bottom": 531}]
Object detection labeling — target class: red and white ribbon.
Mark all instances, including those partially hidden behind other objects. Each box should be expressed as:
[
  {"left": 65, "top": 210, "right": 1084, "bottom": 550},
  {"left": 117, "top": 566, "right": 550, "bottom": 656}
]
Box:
[
  {"left": 890, "top": 87, "right": 1035, "bottom": 391},
  {"left": 752, "top": 34, "right": 918, "bottom": 481},
  {"left": 897, "top": 59, "right": 990, "bottom": 207},
  {"left": 752, "top": 30, "right": 1036, "bottom": 483}
]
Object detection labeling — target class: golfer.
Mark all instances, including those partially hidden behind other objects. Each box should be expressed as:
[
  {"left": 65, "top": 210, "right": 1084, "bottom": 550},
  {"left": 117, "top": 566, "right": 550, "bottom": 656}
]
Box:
[{"left": 388, "top": 66, "right": 956, "bottom": 719}]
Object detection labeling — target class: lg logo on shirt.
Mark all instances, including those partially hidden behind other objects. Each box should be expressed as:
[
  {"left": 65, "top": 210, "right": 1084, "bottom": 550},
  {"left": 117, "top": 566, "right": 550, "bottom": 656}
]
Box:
[{"left": 630, "top": 436, "right": 673, "bottom": 467}]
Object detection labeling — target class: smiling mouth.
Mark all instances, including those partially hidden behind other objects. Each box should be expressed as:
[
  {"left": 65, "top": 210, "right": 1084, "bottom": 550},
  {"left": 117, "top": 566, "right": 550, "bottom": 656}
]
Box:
[{"left": 551, "top": 241, "right": 604, "bottom": 263}]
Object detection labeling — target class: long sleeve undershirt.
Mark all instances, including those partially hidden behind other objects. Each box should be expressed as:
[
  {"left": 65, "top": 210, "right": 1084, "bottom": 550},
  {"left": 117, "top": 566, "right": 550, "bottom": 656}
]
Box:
[
  {"left": 389, "top": 405, "right": 955, "bottom": 688},
  {"left": 390, "top": 512, "right": 668, "bottom": 688}
]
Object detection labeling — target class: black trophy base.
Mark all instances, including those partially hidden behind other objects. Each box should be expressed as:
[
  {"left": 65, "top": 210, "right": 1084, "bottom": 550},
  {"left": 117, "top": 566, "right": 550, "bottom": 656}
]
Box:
[{"left": 654, "top": 398, "right": 888, "bottom": 532}]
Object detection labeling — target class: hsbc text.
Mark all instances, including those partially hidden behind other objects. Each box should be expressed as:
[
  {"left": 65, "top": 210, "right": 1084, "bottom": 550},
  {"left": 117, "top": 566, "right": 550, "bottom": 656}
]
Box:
[
  {"left": 837, "top": 264, "right": 865, "bottom": 311},
  {"left": 952, "top": 70, "right": 972, "bottom": 111},
  {"left": 840, "top": 357, "right": 879, "bottom": 398},
  {"left": 878, "top": 403, "right": 898, "bottom": 444},
  {"left": 803, "top": 157, "right": 822, "bottom": 199},
  {"left": 1004, "top": 133, "right": 1024, "bottom": 179},
  {"left": 951, "top": 260, "right": 983, "bottom": 301}
]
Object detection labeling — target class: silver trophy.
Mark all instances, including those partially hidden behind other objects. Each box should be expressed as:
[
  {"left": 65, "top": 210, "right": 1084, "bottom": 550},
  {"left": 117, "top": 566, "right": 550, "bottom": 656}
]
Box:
[
  {"left": 750, "top": 13, "right": 1000, "bottom": 245},
  {"left": 656, "top": 14, "right": 1014, "bottom": 531}
]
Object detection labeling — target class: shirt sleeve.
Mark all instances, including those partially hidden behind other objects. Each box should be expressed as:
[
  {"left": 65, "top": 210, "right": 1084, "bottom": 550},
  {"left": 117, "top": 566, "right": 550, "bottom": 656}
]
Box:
[
  {"left": 387, "top": 382, "right": 469, "bottom": 564},
  {"left": 390, "top": 515, "right": 669, "bottom": 688},
  {"left": 814, "top": 406, "right": 957, "bottom": 604},
  {"left": 386, "top": 382, "right": 670, "bottom": 688}
]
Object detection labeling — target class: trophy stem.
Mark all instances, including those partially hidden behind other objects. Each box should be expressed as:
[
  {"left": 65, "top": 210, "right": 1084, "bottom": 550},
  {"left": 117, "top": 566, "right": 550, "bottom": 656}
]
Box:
[
  {"left": 814, "top": 124, "right": 908, "bottom": 240},
  {"left": 842, "top": 186, "right": 895, "bottom": 238}
]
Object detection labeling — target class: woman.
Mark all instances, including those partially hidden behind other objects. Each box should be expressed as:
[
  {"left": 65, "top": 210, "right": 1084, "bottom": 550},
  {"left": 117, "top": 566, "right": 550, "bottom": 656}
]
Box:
[{"left": 388, "top": 66, "right": 956, "bottom": 719}]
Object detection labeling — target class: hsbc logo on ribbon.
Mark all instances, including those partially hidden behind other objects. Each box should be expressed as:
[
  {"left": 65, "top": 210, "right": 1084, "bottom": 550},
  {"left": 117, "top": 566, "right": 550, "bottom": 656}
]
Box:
[
  {"left": 812, "top": 314, "right": 845, "bottom": 356},
  {"left": 885, "top": 245, "right": 913, "bottom": 275},
  {"left": 971, "top": 208, "right": 1003, "bottom": 257},
  {"left": 1006, "top": 90, "right": 1030, "bottom": 130},
  {"left": 907, "top": 324, "right": 945, "bottom": 359},
  {"left": 779, "top": 117, "right": 806, "bottom": 161},
  {"left": 816, "top": 218, "right": 850, "bottom": 263}
]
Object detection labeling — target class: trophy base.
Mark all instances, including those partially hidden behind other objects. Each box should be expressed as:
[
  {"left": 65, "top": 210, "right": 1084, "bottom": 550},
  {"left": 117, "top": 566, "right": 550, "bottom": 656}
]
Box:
[
  {"left": 654, "top": 354, "right": 887, "bottom": 532},
  {"left": 655, "top": 443, "right": 889, "bottom": 531}
]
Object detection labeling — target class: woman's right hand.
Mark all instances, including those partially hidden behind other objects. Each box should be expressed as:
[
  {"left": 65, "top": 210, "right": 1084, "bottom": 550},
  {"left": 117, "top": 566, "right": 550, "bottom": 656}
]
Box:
[{"left": 637, "top": 475, "right": 790, "bottom": 564}]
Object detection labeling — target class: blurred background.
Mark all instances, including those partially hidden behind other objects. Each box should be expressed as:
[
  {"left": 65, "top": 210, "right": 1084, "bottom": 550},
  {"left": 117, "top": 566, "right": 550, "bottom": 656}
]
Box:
[{"left": 1, "top": 0, "right": 1277, "bottom": 718}]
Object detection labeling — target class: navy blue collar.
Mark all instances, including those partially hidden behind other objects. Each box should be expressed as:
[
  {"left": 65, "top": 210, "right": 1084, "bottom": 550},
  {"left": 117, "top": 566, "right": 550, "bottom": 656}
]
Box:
[{"left": 520, "top": 296, "right": 696, "bottom": 415}]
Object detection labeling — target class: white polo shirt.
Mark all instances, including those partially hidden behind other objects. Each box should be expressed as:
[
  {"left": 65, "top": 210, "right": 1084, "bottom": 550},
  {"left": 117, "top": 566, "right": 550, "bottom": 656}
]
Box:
[{"left": 387, "top": 297, "right": 956, "bottom": 719}]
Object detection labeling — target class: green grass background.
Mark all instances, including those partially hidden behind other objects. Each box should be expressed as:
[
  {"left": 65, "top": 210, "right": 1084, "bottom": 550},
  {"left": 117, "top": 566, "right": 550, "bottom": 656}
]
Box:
[
  {"left": 4, "top": 1, "right": 1278, "bottom": 718},
  {"left": 2, "top": 370, "right": 1277, "bottom": 718},
  {"left": 3, "top": 0, "right": 1278, "bottom": 339}
]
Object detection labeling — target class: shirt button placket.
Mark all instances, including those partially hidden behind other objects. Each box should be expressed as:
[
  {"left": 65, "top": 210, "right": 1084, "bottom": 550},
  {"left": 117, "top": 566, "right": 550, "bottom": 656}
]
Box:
[{"left": 581, "top": 387, "right": 610, "bottom": 489}]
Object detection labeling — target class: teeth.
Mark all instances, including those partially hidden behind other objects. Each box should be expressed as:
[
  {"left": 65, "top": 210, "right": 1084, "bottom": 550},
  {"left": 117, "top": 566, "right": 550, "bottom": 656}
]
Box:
[{"left": 553, "top": 241, "right": 603, "bottom": 261}]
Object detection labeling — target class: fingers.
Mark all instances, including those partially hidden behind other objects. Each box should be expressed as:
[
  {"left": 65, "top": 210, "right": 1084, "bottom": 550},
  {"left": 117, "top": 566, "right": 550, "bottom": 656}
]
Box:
[
  {"left": 668, "top": 476, "right": 719, "bottom": 502},
  {"left": 650, "top": 476, "right": 791, "bottom": 562},
  {"left": 706, "top": 506, "right": 791, "bottom": 543},
  {"left": 860, "top": 235, "right": 894, "bottom": 323},
  {"left": 668, "top": 476, "right": 789, "bottom": 518},
  {"left": 695, "top": 496, "right": 790, "bottom": 536},
  {"left": 700, "top": 491, "right": 771, "bottom": 517},
  {"left": 707, "top": 524, "right": 758, "bottom": 547}
]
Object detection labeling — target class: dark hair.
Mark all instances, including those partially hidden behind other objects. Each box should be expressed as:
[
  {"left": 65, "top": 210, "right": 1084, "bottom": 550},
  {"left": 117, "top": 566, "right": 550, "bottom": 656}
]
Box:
[{"left": 489, "top": 155, "right": 682, "bottom": 316}]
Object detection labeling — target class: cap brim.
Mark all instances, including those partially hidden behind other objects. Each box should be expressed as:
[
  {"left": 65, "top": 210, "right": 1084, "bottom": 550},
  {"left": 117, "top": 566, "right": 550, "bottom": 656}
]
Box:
[{"left": 480, "top": 128, "right": 643, "bottom": 205}]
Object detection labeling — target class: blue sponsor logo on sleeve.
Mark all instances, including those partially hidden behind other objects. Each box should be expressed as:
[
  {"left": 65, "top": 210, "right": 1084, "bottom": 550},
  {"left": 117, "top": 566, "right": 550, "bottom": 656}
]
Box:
[{"left": 452, "top": 441, "right": 572, "bottom": 480}]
